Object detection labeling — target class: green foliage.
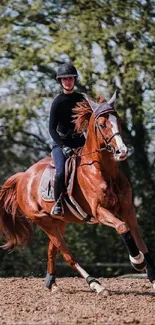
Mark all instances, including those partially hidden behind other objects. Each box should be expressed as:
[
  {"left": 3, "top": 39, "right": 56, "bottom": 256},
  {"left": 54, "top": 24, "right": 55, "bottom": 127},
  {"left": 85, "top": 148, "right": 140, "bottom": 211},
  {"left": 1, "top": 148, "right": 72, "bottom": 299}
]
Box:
[{"left": 0, "top": 0, "right": 155, "bottom": 277}]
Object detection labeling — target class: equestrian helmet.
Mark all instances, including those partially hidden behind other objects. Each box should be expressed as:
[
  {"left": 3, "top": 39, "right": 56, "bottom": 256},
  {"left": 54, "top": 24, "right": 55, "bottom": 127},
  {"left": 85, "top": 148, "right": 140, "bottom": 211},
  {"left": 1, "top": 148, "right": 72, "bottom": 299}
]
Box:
[{"left": 56, "top": 63, "right": 78, "bottom": 81}]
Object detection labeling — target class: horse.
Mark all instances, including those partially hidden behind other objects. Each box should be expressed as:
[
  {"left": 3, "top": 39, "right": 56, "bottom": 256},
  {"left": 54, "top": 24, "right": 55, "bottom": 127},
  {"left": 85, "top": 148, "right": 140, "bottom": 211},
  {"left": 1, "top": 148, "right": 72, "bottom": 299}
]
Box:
[{"left": 0, "top": 92, "right": 155, "bottom": 294}]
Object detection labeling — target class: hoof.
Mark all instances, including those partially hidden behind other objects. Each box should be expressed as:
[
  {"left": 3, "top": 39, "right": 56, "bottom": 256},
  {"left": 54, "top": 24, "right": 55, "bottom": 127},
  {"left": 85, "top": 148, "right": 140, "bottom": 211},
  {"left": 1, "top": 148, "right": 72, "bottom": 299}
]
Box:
[
  {"left": 45, "top": 273, "right": 56, "bottom": 289},
  {"left": 131, "top": 262, "right": 146, "bottom": 272},
  {"left": 51, "top": 284, "right": 61, "bottom": 293},
  {"left": 86, "top": 276, "right": 107, "bottom": 295},
  {"left": 89, "top": 281, "right": 107, "bottom": 294},
  {"left": 98, "top": 288, "right": 109, "bottom": 296}
]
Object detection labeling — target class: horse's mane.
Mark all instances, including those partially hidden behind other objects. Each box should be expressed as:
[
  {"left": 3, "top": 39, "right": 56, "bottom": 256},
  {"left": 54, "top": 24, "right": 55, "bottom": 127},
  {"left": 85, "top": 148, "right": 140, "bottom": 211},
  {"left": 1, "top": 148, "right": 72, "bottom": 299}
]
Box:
[
  {"left": 73, "top": 97, "right": 105, "bottom": 133},
  {"left": 72, "top": 101, "right": 92, "bottom": 133}
]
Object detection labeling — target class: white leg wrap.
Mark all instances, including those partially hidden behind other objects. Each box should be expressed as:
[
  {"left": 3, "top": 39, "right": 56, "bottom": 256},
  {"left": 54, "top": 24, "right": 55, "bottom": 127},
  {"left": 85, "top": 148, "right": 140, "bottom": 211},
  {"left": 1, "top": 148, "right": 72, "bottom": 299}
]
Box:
[{"left": 129, "top": 251, "right": 144, "bottom": 265}]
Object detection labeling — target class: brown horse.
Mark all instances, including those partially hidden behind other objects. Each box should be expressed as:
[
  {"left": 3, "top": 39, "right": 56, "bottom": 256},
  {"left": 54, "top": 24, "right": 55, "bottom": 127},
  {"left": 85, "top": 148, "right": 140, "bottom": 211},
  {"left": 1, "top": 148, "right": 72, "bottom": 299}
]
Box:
[{"left": 0, "top": 92, "right": 155, "bottom": 294}]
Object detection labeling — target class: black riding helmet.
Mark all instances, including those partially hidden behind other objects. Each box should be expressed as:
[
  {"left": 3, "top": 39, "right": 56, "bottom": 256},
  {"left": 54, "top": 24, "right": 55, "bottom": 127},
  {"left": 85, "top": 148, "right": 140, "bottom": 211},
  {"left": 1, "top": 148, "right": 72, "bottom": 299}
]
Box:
[{"left": 56, "top": 63, "right": 78, "bottom": 81}]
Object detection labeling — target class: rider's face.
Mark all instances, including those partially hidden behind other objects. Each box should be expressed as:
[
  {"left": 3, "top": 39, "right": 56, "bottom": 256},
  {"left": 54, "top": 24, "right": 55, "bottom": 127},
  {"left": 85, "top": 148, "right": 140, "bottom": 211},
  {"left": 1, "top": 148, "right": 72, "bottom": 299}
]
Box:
[{"left": 61, "top": 77, "right": 75, "bottom": 93}]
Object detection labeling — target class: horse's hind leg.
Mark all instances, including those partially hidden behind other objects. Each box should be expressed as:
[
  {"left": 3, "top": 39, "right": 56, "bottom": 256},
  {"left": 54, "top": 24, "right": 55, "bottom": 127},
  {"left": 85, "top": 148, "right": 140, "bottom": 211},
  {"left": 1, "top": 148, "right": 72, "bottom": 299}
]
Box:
[
  {"left": 45, "top": 221, "right": 66, "bottom": 290},
  {"left": 34, "top": 214, "right": 107, "bottom": 294},
  {"left": 45, "top": 242, "right": 58, "bottom": 290}
]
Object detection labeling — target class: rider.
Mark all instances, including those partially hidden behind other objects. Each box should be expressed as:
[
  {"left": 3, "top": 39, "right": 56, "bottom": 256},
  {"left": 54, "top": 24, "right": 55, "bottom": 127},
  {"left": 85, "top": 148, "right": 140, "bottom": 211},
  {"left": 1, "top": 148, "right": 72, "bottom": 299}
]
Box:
[{"left": 49, "top": 62, "right": 85, "bottom": 216}]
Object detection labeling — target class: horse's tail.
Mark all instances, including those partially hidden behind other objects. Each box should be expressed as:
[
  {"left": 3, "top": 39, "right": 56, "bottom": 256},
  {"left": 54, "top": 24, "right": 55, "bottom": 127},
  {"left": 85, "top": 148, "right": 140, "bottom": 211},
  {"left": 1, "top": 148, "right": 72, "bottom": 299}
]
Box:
[{"left": 0, "top": 172, "right": 33, "bottom": 249}]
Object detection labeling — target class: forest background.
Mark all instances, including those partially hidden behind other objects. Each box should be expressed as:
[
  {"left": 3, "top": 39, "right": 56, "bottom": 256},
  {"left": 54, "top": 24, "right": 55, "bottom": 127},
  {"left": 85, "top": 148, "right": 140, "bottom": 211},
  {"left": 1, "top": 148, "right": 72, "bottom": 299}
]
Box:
[{"left": 0, "top": 0, "right": 155, "bottom": 277}]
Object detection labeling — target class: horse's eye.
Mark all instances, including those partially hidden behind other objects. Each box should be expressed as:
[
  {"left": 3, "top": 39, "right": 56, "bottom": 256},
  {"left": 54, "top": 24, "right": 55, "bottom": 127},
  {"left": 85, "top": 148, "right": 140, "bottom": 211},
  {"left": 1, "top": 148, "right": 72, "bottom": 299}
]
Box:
[{"left": 99, "top": 123, "right": 106, "bottom": 129}]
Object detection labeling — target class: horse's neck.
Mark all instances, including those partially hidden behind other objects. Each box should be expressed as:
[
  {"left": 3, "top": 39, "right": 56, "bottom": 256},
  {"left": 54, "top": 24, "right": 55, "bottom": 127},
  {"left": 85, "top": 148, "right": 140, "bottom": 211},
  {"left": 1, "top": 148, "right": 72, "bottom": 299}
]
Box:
[
  {"left": 80, "top": 151, "right": 117, "bottom": 179},
  {"left": 100, "top": 151, "right": 118, "bottom": 178},
  {"left": 81, "top": 136, "right": 118, "bottom": 179}
]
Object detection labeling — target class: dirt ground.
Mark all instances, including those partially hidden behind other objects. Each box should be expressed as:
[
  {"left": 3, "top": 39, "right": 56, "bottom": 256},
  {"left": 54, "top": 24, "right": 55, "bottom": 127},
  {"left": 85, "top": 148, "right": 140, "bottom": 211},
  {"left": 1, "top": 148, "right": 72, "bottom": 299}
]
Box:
[{"left": 0, "top": 277, "right": 155, "bottom": 325}]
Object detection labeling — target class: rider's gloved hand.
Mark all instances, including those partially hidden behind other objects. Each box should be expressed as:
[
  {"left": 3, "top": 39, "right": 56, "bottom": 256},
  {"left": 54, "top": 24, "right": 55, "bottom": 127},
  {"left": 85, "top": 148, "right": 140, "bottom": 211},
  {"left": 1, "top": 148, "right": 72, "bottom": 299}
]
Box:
[{"left": 62, "top": 146, "right": 74, "bottom": 158}]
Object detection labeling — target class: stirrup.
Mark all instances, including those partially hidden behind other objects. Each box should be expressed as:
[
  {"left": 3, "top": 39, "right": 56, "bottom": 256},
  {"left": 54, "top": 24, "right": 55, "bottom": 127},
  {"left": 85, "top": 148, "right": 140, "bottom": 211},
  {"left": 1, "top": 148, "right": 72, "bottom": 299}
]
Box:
[{"left": 51, "top": 200, "right": 64, "bottom": 216}]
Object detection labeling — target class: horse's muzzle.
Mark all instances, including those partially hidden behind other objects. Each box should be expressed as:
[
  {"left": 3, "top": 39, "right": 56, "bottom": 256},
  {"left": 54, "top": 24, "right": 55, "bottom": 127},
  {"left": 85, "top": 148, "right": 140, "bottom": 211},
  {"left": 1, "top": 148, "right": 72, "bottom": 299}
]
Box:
[
  {"left": 118, "top": 146, "right": 134, "bottom": 160},
  {"left": 115, "top": 148, "right": 128, "bottom": 161}
]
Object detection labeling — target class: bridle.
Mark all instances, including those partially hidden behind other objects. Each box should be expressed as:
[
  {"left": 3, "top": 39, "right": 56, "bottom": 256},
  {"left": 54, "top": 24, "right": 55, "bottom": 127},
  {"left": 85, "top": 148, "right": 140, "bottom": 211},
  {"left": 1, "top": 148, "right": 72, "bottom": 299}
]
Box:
[
  {"left": 76, "top": 114, "right": 121, "bottom": 157},
  {"left": 95, "top": 121, "right": 120, "bottom": 154}
]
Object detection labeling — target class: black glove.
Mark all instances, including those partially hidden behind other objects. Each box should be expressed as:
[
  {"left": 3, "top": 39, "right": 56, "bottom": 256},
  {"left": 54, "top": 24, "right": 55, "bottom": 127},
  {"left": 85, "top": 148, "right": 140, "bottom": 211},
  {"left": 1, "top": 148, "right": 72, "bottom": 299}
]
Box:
[{"left": 62, "top": 146, "right": 74, "bottom": 158}]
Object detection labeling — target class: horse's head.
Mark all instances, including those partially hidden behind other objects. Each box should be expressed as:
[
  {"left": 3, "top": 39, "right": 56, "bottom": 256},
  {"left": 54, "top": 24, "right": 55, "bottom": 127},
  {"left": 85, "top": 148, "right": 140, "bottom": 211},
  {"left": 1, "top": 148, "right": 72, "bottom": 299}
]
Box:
[{"left": 84, "top": 92, "right": 128, "bottom": 161}]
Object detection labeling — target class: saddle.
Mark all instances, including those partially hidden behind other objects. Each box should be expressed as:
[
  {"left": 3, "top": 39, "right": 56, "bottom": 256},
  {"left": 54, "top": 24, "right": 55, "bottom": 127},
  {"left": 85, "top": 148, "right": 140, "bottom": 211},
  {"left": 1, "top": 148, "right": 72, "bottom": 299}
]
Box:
[{"left": 39, "top": 154, "right": 93, "bottom": 223}]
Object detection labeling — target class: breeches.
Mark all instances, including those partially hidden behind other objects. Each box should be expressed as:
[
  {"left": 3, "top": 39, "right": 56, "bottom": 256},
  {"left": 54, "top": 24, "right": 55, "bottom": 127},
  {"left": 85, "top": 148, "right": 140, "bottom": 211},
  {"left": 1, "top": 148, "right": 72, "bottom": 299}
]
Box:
[
  {"left": 52, "top": 145, "right": 66, "bottom": 181},
  {"left": 52, "top": 136, "right": 84, "bottom": 180}
]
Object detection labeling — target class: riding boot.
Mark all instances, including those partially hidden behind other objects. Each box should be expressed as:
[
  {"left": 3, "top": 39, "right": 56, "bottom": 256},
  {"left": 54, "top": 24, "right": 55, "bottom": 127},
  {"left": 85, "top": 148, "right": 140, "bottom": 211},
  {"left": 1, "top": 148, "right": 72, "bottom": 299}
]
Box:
[{"left": 51, "top": 176, "right": 64, "bottom": 216}]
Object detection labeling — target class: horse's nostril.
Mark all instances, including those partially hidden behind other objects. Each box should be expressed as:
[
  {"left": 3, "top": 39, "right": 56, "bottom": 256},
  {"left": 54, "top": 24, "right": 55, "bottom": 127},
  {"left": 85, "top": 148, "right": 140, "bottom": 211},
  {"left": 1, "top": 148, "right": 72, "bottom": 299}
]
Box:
[{"left": 116, "top": 150, "right": 120, "bottom": 155}]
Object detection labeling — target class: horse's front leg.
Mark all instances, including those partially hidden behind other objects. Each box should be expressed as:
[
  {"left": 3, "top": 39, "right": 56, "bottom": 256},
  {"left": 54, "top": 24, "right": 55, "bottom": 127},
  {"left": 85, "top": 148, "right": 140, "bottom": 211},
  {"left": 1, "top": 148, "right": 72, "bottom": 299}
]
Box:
[
  {"left": 120, "top": 205, "right": 155, "bottom": 287},
  {"left": 97, "top": 206, "right": 129, "bottom": 234},
  {"left": 97, "top": 206, "right": 146, "bottom": 272}
]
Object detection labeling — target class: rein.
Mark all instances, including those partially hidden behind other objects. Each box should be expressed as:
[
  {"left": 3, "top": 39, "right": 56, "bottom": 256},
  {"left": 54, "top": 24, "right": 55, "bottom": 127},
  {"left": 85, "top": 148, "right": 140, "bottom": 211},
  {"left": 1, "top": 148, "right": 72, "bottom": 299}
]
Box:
[{"left": 75, "top": 146, "right": 107, "bottom": 157}]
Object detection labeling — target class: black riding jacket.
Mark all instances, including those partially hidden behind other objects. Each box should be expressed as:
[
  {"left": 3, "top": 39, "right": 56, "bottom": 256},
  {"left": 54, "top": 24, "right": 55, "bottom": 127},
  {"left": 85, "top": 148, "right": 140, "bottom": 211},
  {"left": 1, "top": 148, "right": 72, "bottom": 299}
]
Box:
[{"left": 49, "top": 92, "right": 85, "bottom": 148}]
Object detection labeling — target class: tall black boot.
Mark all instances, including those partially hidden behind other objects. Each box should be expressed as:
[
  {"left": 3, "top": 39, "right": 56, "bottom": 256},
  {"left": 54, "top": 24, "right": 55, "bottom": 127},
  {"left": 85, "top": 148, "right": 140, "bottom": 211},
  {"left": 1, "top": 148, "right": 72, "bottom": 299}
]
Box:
[{"left": 51, "top": 176, "right": 64, "bottom": 216}]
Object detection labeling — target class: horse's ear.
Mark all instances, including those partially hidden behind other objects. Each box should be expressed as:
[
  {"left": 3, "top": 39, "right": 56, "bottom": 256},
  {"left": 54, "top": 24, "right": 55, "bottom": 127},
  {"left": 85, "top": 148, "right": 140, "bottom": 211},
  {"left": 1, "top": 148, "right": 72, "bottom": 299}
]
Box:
[
  {"left": 107, "top": 91, "right": 117, "bottom": 105},
  {"left": 82, "top": 94, "right": 99, "bottom": 112}
]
